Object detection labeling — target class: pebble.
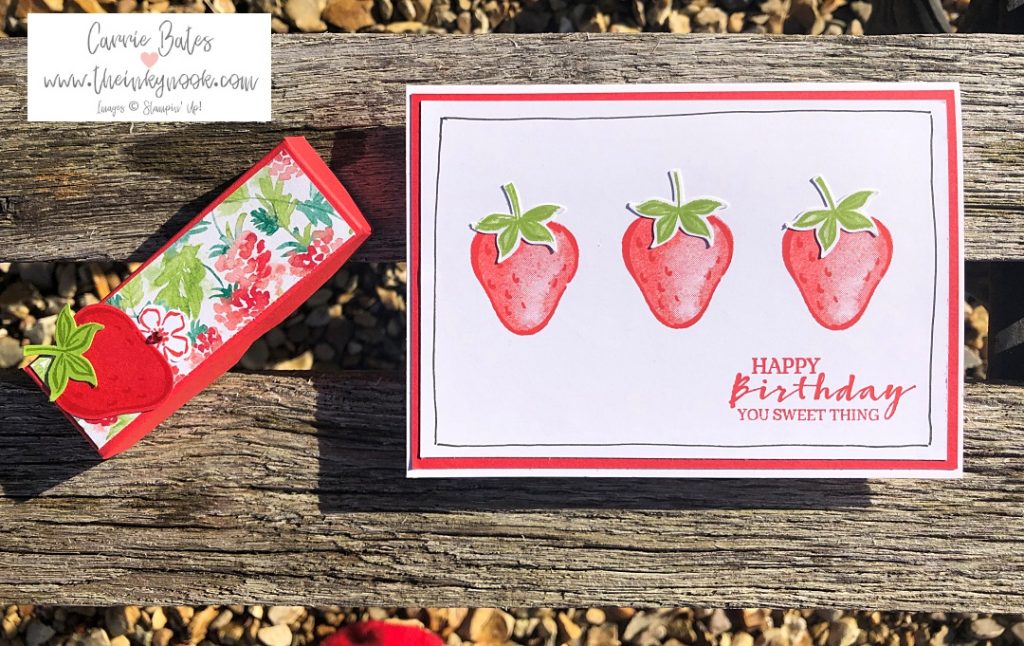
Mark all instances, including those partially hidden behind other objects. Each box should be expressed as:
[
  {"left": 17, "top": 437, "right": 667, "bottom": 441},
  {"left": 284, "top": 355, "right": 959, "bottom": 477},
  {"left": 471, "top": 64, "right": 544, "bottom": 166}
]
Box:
[
  {"left": 323, "top": 0, "right": 376, "bottom": 31},
  {"left": 83, "top": 628, "right": 111, "bottom": 646},
  {"left": 667, "top": 11, "right": 690, "bottom": 32},
  {"left": 969, "top": 617, "right": 1004, "bottom": 640},
  {"left": 284, "top": 0, "right": 327, "bottom": 31},
  {"left": 109, "top": 636, "right": 130, "bottom": 646},
  {"left": 189, "top": 606, "right": 221, "bottom": 644},
  {"left": 25, "top": 621, "right": 56, "bottom": 646},
  {"left": 151, "top": 627, "right": 173, "bottom": 646},
  {"left": 694, "top": 5, "right": 727, "bottom": 31},
  {"left": 257, "top": 624, "right": 293, "bottom": 646},
  {"left": 240, "top": 339, "right": 271, "bottom": 370},
  {"left": 149, "top": 608, "right": 166, "bottom": 631},
  {"left": 55, "top": 264, "right": 77, "bottom": 299},
  {"left": 829, "top": 617, "right": 859, "bottom": 646},
  {"left": 267, "top": 607, "right": 305, "bottom": 627},
  {"left": 104, "top": 607, "right": 140, "bottom": 637},
  {"left": 0, "top": 336, "right": 23, "bottom": 368}
]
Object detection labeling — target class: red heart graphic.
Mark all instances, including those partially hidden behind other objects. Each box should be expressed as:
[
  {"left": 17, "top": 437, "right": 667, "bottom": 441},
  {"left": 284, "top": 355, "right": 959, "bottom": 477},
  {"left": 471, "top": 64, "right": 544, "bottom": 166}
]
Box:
[
  {"left": 140, "top": 52, "right": 159, "bottom": 68},
  {"left": 54, "top": 304, "right": 174, "bottom": 422}
]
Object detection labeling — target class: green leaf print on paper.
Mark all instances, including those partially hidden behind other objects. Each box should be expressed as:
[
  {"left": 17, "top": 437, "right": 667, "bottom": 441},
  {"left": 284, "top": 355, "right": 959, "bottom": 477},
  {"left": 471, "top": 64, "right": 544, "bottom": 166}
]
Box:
[
  {"left": 108, "top": 277, "right": 144, "bottom": 314},
  {"left": 297, "top": 189, "right": 333, "bottom": 227},
  {"left": 151, "top": 244, "right": 206, "bottom": 319},
  {"left": 106, "top": 414, "right": 138, "bottom": 440},
  {"left": 218, "top": 181, "right": 251, "bottom": 216},
  {"left": 250, "top": 207, "right": 281, "bottom": 236},
  {"left": 256, "top": 171, "right": 297, "bottom": 231}
]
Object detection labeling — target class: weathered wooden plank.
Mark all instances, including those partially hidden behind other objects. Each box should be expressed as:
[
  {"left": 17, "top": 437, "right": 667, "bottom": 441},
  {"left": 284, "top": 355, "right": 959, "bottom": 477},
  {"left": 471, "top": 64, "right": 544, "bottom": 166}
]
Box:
[
  {"left": 1, "top": 369, "right": 1022, "bottom": 610},
  {"left": 1, "top": 34, "right": 1024, "bottom": 263}
]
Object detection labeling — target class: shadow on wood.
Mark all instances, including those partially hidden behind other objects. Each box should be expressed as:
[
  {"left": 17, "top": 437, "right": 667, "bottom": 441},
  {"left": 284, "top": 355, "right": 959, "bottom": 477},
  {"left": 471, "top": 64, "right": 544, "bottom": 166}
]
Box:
[
  {"left": 0, "top": 370, "right": 102, "bottom": 499},
  {"left": 312, "top": 374, "right": 873, "bottom": 512}
]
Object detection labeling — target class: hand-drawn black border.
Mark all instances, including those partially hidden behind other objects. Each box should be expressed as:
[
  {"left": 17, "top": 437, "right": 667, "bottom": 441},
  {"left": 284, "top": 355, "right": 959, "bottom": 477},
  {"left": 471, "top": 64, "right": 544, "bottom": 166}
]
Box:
[{"left": 424, "top": 109, "right": 942, "bottom": 451}]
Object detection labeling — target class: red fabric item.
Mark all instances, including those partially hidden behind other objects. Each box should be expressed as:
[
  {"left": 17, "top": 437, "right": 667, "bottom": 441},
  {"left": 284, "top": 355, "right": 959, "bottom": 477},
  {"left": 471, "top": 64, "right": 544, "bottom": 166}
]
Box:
[
  {"left": 57, "top": 304, "right": 173, "bottom": 421},
  {"left": 321, "top": 622, "right": 443, "bottom": 646}
]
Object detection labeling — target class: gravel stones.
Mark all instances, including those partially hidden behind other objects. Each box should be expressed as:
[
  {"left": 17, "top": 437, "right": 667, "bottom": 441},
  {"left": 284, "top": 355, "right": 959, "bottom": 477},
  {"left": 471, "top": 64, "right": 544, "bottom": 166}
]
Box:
[{"left": 2, "top": 607, "right": 1021, "bottom": 646}]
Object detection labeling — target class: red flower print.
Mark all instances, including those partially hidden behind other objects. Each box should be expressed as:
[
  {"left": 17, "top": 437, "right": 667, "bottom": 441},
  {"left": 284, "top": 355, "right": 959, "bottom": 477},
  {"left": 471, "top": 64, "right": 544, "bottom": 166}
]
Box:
[
  {"left": 215, "top": 231, "right": 282, "bottom": 291},
  {"left": 137, "top": 306, "right": 190, "bottom": 362},
  {"left": 288, "top": 228, "right": 343, "bottom": 276},
  {"left": 213, "top": 284, "right": 271, "bottom": 331},
  {"left": 320, "top": 622, "right": 442, "bottom": 646},
  {"left": 269, "top": 151, "right": 301, "bottom": 181},
  {"left": 195, "top": 327, "right": 224, "bottom": 357}
]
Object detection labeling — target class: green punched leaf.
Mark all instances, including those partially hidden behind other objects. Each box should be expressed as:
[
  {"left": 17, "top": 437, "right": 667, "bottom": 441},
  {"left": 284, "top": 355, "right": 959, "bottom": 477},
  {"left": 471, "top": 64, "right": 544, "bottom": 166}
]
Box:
[
  {"left": 788, "top": 176, "right": 880, "bottom": 257},
  {"left": 630, "top": 169, "right": 724, "bottom": 248},
  {"left": 23, "top": 305, "right": 104, "bottom": 402},
  {"left": 471, "top": 182, "right": 563, "bottom": 263}
]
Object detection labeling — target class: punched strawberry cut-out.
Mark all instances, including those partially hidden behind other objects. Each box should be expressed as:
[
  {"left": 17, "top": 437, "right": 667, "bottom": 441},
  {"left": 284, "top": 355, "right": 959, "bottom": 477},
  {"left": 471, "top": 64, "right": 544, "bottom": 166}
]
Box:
[
  {"left": 782, "top": 176, "right": 893, "bottom": 330},
  {"left": 24, "top": 304, "right": 174, "bottom": 422},
  {"left": 470, "top": 182, "right": 579, "bottom": 336},
  {"left": 623, "top": 169, "right": 733, "bottom": 329}
]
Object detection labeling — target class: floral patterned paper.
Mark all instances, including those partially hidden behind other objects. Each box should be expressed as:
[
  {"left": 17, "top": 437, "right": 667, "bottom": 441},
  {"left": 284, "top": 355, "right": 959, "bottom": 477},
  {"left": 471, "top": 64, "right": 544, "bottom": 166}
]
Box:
[{"left": 32, "top": 149, "right": 356, "bottom": 449}]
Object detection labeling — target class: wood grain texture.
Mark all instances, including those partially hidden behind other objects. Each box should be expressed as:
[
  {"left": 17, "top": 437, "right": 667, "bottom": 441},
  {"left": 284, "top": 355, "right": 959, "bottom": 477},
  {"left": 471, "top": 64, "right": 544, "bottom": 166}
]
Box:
[
  {"left": 1, "top": 34, "right": 1024, "bottom": 262},
  {"left": 0, "top": 369, "right": 1021, "bottom": 610}
]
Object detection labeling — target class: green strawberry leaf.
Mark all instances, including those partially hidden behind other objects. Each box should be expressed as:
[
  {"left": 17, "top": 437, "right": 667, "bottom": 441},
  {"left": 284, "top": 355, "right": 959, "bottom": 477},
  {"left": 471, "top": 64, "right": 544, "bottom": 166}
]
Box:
[
  {"left": 837, "top": 190, "right": 874, "bottom": 212},
  {"left": 683, "top": 199, "right": 723, "bottom": 217},
  {"left": 55, "top": 307, "right": 74, "bottom": 345},
  {"left": 475, "top": 183, "right": 564, "bottom": 262},
  {"left": 63, "top": 322, "right": 104, "bottom": 355},
  {"left": 790, "top": 209, "right": 832, "bottom": 230},
  {"left": 789, "top": 176, "right": 882, "bottom": 259},
  {"left": 520, "top": 221, "right": 555, "bottom": 246},
  {"left": 62, "top": 352, "right": 98, "bottom": 387},
  {"left": 817, "top": 217, "right": 839, "bottom": 256},
  {"left": 474, "top": 214, "right": 516, "bottom": 232},
  {"left": 634, "top": 170, "right": 725, "bottom": 248},
  {"left": 653, "top": 214, "right": 678, "bottom": 247},
  {"left": 632, "top": 199, "right": 677, "bottom": 218},
  {"left": 47, "top": 355, "right": 71, "bottom": 402},
  {"left": 836, "top": 209, "right": 877, "bottom": 233},
  {"left": 522, "top": 204, "right": 560, "bottom": 223},
  {"left": 497, "top": 225, "right": 520, "bottom": 261},
  {"left": 23, "top": 305, "right": 105, "bottom": 402},
  {"left": 679, "top": 210, "right": 713, "bottom": 245}
]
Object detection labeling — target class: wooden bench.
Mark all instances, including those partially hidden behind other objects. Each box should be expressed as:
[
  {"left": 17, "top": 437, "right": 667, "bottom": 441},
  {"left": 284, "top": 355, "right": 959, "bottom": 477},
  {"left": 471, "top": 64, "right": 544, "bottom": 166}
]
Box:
[{"left": 2, "top": 33, "right": 1024, "bottom": 610}]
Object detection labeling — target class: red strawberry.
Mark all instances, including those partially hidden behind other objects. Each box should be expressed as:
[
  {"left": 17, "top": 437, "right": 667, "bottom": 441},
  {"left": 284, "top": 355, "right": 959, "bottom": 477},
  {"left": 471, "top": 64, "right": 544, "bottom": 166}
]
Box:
[
  {"left": 24, "top": 304, "right": 174, "bottom": 421},
  {"left": 622, "top": 169, "right": 733, "bottom": 328},
  {"left": 470, "top": 182, "right": 579, "bottom": 335},
  {"left": 320, "top": 621, "right": 442, "bottom": 646},
  {"left": 782, "top": 176, "right": 893, "bottom": 330}
]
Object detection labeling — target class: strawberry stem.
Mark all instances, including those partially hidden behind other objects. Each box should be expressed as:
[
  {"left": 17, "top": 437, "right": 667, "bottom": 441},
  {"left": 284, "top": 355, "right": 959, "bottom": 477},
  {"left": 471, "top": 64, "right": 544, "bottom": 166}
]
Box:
[
  {"left": 23, "top": 345, "right": 66, "bottom": 358},
  {"left": 812, "top": 176, "right": 836, "bottom": 210},
  {"left": 503, "top": 183, "right": 522, "bottom": 219},
  {"left": 671, "top": 170, "right": 684, "bottom": 208}
]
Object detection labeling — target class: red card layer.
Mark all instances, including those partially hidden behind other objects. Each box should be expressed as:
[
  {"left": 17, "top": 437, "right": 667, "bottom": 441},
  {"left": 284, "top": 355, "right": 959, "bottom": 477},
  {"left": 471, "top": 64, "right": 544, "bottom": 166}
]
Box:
[{"left": 24, "top": 137, "right": 371, "bottom": 458}]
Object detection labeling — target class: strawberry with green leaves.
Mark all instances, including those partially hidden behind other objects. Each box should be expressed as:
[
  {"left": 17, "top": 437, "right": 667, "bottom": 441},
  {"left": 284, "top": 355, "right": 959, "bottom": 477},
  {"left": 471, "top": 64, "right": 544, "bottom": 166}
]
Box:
[
  {"left": 24, "top": 304, "right": 174, "bottom": 421},
  {"left": 782, "top": 176, "right": 893, "bottom": 330},
  {"left": 470, "top": 182, "right": 579, "bottom": 336},
  {"left": 622, "top": 169, "right": 733, "bottom": 329}
]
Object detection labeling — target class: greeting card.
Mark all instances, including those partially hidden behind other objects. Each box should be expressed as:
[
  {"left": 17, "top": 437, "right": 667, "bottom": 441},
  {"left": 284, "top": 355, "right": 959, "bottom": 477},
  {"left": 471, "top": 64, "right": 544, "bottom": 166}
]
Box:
[
  {"left": 25, "top": 137, "right": 371, "bottom": 458},
  {"left": 407, "top": 83, "right": 963, "bottom": 478}
]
